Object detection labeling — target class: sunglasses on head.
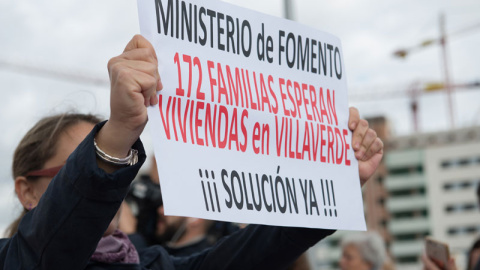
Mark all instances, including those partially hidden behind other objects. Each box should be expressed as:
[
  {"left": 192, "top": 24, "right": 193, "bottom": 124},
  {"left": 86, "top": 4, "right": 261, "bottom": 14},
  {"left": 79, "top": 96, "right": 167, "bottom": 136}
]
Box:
[{"left": 25, "top": 165, "right": 64, "bottom": 178}]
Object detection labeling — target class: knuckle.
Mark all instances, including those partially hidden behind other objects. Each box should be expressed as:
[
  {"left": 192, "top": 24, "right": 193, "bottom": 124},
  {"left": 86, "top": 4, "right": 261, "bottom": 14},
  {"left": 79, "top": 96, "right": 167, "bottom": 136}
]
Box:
[
  {"left": 107, "top": 57, "right": 119, "bottom": 70},
  {"left": 115, "top": 67, "right": 131, "bottom": 81},
  {"left": 139, "top": 48, "right": 155, "bottom": 60},
  {"left": 359, "top": 119, "right": 369, "bottom": 128},
  {"left": 148, "top": 63, "right": 158, "bottom": 74},
  {"left": 370, "top": 139, "right": 383, "bottom": 152},
  {"left": 143, "top": 76, "right": 157, "bottom": 89},
  {"left": 367, "top": 129, "right": 377, "bottom": 138},
  {"left": 376, "top": 138, "right": 384, "bottom": 148},
  {"left": 360, "top": 143, "right": 368, "bottom": 151},
  {"left": 148, "top": 75, "right": 157, "bottom": 85}
]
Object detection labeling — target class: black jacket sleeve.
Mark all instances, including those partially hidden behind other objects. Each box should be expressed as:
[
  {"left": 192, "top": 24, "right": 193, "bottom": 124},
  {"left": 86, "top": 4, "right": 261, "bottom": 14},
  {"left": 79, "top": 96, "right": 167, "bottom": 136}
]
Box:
[
  {"left": 139, "top": 224, "right": 334, "bottom": 270},
  {"left": 175, "top": 225, "right": 334, "bottom": 270},
  {"left": 0, "top": 122, "right": 146, "bottom": 270}
]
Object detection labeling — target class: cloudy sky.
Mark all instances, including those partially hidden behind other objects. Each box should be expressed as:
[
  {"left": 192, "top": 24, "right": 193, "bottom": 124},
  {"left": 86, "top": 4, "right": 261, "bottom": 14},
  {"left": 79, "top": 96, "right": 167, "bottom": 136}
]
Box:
[{"left": 0, "top": 0, "right": 479, "bottom": 234}]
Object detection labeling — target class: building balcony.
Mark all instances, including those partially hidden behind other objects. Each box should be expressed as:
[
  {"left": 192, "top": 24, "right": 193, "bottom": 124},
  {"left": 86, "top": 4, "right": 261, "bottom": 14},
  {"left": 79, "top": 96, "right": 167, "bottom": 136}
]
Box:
[
  {"left": 391, "top": 239, "right": 424, "bottom": 257},
  {"left": 385, "top": 149, "right": 423, "bottom": 169},
  {"left": 385, "top": 173, "right": 426, "bottom": 192},
  {"left": 389, "top": 217, "right": 430, "bottom": 234},
  {"left": 387, "top": 195, "right": 428, "bottom": 213}
]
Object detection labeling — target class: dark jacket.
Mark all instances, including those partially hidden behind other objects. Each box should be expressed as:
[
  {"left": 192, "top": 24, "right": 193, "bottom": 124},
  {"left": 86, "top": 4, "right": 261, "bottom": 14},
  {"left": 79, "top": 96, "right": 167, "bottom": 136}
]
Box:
[
  {"left": 475, "top": 259, "right": 480, "bottom": 270},
  {"left": 0, "top": 123, "right": 334, "bottom": 269},
  {"left": 164, "top": 237, "right": 212, "bottom": 257}
]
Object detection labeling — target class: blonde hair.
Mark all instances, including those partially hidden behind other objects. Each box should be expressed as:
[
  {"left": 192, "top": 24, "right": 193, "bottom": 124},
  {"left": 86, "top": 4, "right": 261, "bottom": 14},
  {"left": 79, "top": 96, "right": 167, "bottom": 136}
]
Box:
[{"left": 5, "top": 113, "right": 101, "bottom": 237}]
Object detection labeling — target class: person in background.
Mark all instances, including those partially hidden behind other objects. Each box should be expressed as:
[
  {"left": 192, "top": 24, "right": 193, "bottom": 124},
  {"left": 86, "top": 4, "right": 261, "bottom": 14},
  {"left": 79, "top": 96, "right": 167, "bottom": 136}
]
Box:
[
  {"left": 122, "top": 160, "right": 313, "bottom": 268},
  {"left": 339, "top": 231, "right": 388, "bottom": 270},
  {"left": 0, "top": 35, "right": 384, "bottom": 269},
  {"left": 421, "top": 253, "right": 457, "bottom": 270},
  {"left": 422, "top": 235, "right": 480, "bottom": 270},
  {"left": 120, "top": 156, "right": 163, "bottom": 248},
  {"left": 121, "top": 156, "right": 240, "bottom": 255},
  {"left": 159, "top": 216, "right": 217, "bottom": 257},
  {"left": 422, "top": 185, "right": 480, "bottom": 270},
  {"left": 467, "top": 238, "right": 480, "bottom": 270}
]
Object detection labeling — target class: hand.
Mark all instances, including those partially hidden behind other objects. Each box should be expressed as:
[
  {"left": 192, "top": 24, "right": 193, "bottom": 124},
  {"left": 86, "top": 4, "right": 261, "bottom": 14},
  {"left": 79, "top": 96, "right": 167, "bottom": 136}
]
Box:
[
  {"left": 97, "top": 35, "right": 162, "bottom": 158},
  {"left": 348, "top": 107, "right": 384, "bottom": 186},
  {"left": 108, "top": 34, "right": 162, "bottom": 138},
  {"left": 421, "top": 253, "right": 457, "bottom": 270}
]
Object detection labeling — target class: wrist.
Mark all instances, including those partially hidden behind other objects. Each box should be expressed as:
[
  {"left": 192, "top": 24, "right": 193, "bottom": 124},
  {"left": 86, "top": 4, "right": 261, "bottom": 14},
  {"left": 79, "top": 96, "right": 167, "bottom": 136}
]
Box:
[{"left": 95, "top": 120, "right": 144, "bottom": 158}]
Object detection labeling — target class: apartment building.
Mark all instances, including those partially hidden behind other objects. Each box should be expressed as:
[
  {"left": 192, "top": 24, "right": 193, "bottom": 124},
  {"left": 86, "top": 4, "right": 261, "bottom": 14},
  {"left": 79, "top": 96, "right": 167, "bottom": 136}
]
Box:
[
  {"left": 310, "top": 124, "right": 480, "bottom": 270},
  {"left": 386, "top": 126, "right": 480, "bottom": 269}
]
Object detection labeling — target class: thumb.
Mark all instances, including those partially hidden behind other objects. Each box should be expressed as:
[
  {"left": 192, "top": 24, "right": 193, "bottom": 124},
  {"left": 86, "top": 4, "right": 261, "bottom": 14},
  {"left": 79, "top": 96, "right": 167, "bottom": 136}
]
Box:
[{"left": 123, "top": 34, "right": 156, "bottom": 55}]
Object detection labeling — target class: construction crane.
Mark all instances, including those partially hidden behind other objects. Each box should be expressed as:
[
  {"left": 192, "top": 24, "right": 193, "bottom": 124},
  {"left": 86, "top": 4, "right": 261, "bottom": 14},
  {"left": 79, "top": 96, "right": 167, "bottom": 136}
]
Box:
[
  {"left": 392, "top": 14, "right": 480, "bottom": 131},
  {"left": 348, "top": 80, "right": 479, "bottom": 132}
]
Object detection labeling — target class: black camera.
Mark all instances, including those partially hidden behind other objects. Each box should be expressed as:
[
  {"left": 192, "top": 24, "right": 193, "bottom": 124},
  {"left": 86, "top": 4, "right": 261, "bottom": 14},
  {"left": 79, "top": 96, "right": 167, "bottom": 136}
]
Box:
[{"left": 125, "top": 174, "right": 163, "bottom": 244}]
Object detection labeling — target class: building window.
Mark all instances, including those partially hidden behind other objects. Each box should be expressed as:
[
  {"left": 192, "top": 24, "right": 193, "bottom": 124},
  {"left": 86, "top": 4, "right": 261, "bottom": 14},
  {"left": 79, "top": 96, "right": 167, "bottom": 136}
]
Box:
[
  {"left": 397, "top": 256, "right": 419, "bottom": 263},
  {"left": 389, "top": 165, "right": 423, "bottom": 175},
  {"left": 441, "top": 160, "right": 452, "bottom": 168},
  {"left": 441, "top": 156, "right": 480, "bottom": 169},
  {"left": 392, "top": 209, "right": 428, "bottom": 219},
  {"left": 447, "top": 228, "right": 460, "bottom": 235},
  {"left": 390, "top": 187, "right": 425, "bottom": 197},
  {"left": 447, "top": 225, "right": 480, "bottom": 236},
  {"left": 443, "top": 179, "right": 479, "bottom": 191},
  {"left": 445, "top": 203, "right": 477, "bottom": 214}
]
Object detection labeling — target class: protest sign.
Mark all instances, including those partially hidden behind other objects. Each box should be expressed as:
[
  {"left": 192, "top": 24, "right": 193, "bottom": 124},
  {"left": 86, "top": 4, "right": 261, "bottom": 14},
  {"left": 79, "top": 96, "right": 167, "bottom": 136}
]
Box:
[{"left": 138, "top": 0, "right": 366, "bottom": 230}]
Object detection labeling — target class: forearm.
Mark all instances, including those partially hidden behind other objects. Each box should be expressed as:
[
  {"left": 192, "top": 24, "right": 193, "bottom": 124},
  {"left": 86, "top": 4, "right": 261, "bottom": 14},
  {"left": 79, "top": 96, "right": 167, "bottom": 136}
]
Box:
[
  {"left": 174, "top": 225, "right": 335, "bottom": 270},
  {"left": 14, "top": 122, "right": 145, "bottom": 269}
]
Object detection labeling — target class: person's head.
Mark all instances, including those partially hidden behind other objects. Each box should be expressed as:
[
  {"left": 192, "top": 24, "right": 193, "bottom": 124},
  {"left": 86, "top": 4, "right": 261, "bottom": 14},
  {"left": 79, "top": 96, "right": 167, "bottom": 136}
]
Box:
[
  {"left": 467, "top": 238, "right": 480, "bottom": 270},
  {"left": 156, "top": 205, "right": 213, "bottom": 246},
  {"left": 142, "top": 157, "right": 212, "bottom": 246},
  {"left": 5, "top": 113, "right": 101, "bottom": 237},
  {"left": 155, "top": 205, "right": 188, "bottom": 244},
  {"left": 339, "top": 231, "right": 387, "bottom": 270}
]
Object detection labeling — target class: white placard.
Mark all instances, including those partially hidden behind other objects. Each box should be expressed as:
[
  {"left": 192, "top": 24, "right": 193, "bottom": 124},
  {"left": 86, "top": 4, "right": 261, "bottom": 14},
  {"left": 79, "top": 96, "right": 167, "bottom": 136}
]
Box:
[{"left": 138, "top": 0, "right": 366, "bottom": 230}]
